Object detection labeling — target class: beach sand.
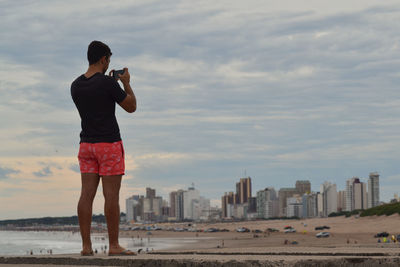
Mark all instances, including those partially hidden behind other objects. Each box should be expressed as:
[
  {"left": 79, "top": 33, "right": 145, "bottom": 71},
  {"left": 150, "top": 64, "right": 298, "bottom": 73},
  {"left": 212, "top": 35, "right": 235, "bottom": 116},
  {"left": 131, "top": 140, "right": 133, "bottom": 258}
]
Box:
[{"left": 120, "top": 214, "right": 400, "bottom": 253}]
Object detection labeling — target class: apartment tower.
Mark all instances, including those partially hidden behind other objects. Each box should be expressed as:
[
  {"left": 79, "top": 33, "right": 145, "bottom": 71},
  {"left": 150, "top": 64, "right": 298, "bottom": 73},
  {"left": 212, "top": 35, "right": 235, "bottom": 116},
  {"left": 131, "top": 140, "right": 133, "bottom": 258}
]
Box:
[
  {"left": 236, "top": 177, "right": 252, "bottom": 204},
  {"left": 368, "top": 172, "right": 380, "bottom": 208}
]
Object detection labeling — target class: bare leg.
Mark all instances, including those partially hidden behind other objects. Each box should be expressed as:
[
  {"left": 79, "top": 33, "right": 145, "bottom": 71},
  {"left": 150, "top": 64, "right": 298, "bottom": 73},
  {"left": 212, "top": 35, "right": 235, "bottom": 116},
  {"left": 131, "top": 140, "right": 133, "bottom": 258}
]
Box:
[
  {"left": 102, "top": 175, "right": 135, "bottom": 255},
  {"left": 77, "top": 173, "right": 100, "bottom": 254},
  {"left": 102, "top": 175, "right": 123, "bottom": 252}
]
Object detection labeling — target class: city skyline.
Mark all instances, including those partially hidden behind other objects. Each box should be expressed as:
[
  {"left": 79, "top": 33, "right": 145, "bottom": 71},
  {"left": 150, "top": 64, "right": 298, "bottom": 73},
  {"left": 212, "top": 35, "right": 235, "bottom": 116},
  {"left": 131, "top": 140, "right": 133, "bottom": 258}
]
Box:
[
  {"left": 2, "top": 0, "right": 400, "bottom": 220},
  {"left": 126, "top": 171, "right": 385, "bottom": 207},
  {"left": 123, "top": 172, "right": 383, "bottom": 222},
  {"left": 0, "top": 171, "right": 390, "bottom": 221},
  {"left": 126, "top": 173, "right": 383, "bottom": 206}
]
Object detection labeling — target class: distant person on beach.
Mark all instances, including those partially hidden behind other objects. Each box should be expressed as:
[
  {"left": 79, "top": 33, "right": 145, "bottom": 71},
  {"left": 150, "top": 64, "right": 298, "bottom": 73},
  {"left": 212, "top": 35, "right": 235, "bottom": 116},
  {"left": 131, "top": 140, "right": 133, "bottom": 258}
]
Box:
[{"left": 71, "top": 40, "right": 137, "bottom": 256}]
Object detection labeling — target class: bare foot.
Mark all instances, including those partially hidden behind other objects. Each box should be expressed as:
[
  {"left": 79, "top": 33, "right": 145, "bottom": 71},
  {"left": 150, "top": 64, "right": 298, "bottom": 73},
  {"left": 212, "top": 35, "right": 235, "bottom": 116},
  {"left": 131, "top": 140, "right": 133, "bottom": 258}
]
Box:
[
  {"left": 80, "top": 244, "right": 93, "bottom": 256},
  {"left": 80, "top": 249, "right": 93, "bottom": 256},
  {"left": 108, "top": 245, "right": 136, "bottom": 256}
]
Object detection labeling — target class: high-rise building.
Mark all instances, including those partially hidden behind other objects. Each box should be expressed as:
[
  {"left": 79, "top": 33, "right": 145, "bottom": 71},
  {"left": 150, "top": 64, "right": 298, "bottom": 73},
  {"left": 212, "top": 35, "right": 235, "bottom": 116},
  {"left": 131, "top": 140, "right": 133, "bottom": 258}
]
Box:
[
  {"left": 146, "top": 187, "right": 156, "bottom": 199},
  {"left": 194, "top": 196, "right": 210, "bottom": 221},
  {"left": 169, "top": 191, "right": 177, "bottom": 218},
  {"left": 368, "top": 172, "right": 380, "bottom": 208},
  {"left": 126, "top": 195, "right": 141, "bottom": 223},
  {"left": 141, "top": 187, "right": 158, "bottom": 221},
  {"left": 296, "top": 180, "right": 311, "bottom": 195},
  {"left": 236, "top": 177, "right": 252, "bottom": 204},
  {"left": 152, "top": 197, "right": 163, "bottom": 217},
  {"left": 247, "top": 197, "right": 257, "bottom": 213},
  {"left": 278, "top": 188, "right": 297, "bottom": 217},
  {"left": 225, "top": 203, "right": 235, "bottom": 218},
  {"left": 346, "top": 177, "right": 367, "bottom": 211},
  {"left": 256, "top": 187, "right": 278, "bottom": 219},
  {"left": 317, "top": 192, "right": 323, "bottom": 216},
  {"left": 183, "top": 186, "right": 200, "bottom": 220},
  {"left": 337, "top": 190, "right": 346, "bottom": 212},
  {"left": 177, "top": 185, "right": 211, "bottom": 221},
  {"left": 321, "top": 181, "right": 337, "bottom": 216},
  {"left": 286, "top": 195, "right": 303, "bottom": 218},
  {"left": 221, "top": 177, "right": 252, "bottom": 218},
  {"left": 162, "top": 206, "right": 170, "bottom": 217},
  {"left": 142, "top": 197, "right": 153, "bottom": 221},
  {"left": 354, "top": 181, "right": 367, "bottom": 210},
  {"left": 175, "top": 190, "right": 185, "bottom": 221},
  {"left": 221, "top": 192, "right": 235, "bottom": 218},
  {"left": 302, "top": 192, "right": 318, "bottom": 218},
  {"left": 345, "top": 177, "right": 357, "bottom": 211},
  {"left": 161, "top": 200, "right": 170, "bottom": 219}
]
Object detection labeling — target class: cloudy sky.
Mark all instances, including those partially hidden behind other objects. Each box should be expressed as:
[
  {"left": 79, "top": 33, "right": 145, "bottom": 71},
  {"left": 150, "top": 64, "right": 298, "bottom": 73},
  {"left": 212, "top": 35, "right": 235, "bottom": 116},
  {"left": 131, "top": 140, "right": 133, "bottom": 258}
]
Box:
[{"left": 1, "top": 0, "right": 400, "bottom": 220}]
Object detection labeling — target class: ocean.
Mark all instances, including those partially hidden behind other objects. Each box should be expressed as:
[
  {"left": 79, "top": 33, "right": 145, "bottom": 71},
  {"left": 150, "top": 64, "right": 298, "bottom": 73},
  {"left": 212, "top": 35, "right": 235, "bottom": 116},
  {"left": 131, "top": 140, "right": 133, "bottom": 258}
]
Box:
[{"left": 0, "top": 231, "right": 194, "bottom": 256}]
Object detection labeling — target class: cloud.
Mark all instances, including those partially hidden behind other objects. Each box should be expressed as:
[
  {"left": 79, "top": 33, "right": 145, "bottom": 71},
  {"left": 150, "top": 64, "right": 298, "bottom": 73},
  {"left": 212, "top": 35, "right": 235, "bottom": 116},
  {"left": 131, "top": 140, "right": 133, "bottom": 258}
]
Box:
[
  {"left": 33, "top": 166, "right": 52, "bottom": 177},
  {"left": 69, "top": 164, "right": 80, "bottom": 173},
  {"left": 0, "top": 166, "right": 19, "bottom": 180},
  {"left": 0, "top": 59, "right": 46, "bottom": 89},
  {"left": 0, "top": 156, "right": 83, "bottom": 219}
]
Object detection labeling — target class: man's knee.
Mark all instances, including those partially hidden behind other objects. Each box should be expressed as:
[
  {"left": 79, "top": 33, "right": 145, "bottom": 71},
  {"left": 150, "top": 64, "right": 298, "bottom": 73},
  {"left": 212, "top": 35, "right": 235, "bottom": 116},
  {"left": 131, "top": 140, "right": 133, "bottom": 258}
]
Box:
[
  {"left": 80, "top": 173, "right": 100, "bottom": 201},
  {"left": 103, "top": 191, "right": 119, "bottom": 202},
  {"left": 101, "top": 175, "right": 122, "bottom": 200},
  {"left": 80, "top": 190, "right": 97, "bottom": 202}
]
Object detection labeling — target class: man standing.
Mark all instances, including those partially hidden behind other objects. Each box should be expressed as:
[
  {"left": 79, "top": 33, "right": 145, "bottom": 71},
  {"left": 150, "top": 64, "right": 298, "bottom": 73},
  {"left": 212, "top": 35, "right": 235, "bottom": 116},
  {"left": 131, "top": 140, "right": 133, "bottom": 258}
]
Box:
[{"left": 71, "top": 41, "right": 136, "bottom": 256}]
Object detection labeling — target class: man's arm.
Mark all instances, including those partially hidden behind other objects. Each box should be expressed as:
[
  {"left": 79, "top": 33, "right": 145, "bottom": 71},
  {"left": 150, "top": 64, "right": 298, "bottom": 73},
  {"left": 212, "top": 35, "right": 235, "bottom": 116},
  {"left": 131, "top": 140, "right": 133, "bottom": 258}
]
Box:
[{"left": 117, "top": 68, "right": 137, "bottom": 113}]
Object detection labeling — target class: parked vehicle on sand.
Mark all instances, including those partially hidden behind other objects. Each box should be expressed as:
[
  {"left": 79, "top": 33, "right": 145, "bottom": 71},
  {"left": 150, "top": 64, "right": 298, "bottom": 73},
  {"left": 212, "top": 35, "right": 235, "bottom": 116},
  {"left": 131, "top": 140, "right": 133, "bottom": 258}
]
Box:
[
  {"left": 284, "top": 228, "right": 296, "bottom": 233},
  {"left": 374, "top": 232, "right": 389, "bottom": 238},
  {"left": 316, "top": 232, "right": 330, "bottom": 238},
  {"left": 236, "top": 227, "right": 250, "bottom": 233},
  {"left": 315, "top": 225, "right": 330, "bottom": 230}
]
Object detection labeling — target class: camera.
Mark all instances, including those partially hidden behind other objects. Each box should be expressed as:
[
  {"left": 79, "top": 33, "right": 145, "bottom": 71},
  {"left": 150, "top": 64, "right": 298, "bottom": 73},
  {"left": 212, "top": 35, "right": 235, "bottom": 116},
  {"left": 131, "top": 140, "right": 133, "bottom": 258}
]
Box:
[{"left": 112, "top": 69, "right": 125, "bottom": 80}]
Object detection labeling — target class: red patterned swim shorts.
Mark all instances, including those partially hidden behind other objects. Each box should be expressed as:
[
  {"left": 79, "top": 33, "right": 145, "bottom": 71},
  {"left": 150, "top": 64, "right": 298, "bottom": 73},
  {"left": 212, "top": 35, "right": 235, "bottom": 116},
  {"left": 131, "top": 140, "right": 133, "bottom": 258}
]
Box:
[{"left": 78, "top": 141, "right": 125, "bottom": 176}]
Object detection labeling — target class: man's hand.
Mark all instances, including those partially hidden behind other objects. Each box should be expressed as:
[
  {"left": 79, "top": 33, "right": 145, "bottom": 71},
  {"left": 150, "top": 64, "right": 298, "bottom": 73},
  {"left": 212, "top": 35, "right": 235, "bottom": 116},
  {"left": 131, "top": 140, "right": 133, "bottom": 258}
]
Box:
[
  {"left": 117, "top": 67, "right": 136, "bottom": 113},
  {"left": 108, "top": 68, "right": 136, "bottom": 113},
  {"left": 118, "top": 68, "right": 130, "bottom": 85}
]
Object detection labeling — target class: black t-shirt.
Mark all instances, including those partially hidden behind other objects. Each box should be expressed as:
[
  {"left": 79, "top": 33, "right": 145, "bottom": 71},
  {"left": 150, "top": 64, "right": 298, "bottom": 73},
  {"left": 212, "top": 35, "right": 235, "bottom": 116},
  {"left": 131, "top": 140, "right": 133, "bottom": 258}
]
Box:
[{"left": 71, "top": 72, "right": 127, "bottom": 143}]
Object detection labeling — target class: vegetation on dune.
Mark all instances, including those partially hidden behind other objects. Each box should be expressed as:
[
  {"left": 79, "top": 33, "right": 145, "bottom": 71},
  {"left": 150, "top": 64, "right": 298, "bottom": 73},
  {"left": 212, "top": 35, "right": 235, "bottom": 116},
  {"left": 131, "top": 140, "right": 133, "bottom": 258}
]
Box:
[
  {"left": 328, "top": 202, "right": 400, "bottom": 218},
  {"left": 328, "top": 210, "right": 361, "bottom": 217},
  {"left": 360, "top": 202, "right": 400, "bottom": 217}
]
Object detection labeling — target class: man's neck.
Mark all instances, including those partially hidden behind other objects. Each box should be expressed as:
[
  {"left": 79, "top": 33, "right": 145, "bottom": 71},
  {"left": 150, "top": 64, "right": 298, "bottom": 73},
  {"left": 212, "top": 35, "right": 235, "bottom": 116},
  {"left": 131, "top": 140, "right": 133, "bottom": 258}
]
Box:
[{"left": 85, "top": 65, "right": 103, "bottom": 78}]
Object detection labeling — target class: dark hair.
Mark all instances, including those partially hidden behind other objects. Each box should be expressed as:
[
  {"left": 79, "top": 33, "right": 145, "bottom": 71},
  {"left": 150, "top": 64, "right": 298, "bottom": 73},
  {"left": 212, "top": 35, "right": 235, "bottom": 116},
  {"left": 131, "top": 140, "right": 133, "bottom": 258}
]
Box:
[{"left": 87, "top": 40, "right": 112, "bottom": 65}]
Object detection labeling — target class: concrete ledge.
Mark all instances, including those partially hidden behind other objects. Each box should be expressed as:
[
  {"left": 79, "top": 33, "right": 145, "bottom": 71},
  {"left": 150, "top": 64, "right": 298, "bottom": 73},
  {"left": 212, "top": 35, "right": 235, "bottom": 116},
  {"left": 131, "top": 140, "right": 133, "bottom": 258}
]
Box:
[
  {"left": 150, "top": 251, "right": 400, "bottom": 256},
  {"left": 1, "top": 255, "right": 400, "bottom": 267}
]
